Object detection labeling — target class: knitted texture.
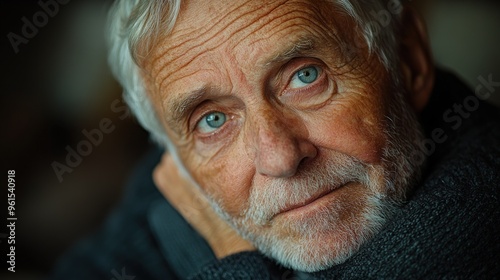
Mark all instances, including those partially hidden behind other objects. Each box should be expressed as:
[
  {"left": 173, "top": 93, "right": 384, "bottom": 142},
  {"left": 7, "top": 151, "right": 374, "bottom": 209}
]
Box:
[{"left": 51, "top": 70, "right": 500, "bottom": 279}]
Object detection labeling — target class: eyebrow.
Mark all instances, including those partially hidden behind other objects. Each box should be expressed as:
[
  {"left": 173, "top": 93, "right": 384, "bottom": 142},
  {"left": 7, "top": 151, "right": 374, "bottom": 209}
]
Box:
[
  {"left": 164, "top": 87, "right": 208, "bottom": 134},
  {"left": 266, "top": 32, "right": 347, "bottom": 66},
  {"left": 163, "top": 39, "right": 316, "bottom": 132},
  {"left": 163, "top": 36, "right": 345, "bottom": 134},
  {"left": 265, "top": 37, "right": 316, "bottom": 66}
]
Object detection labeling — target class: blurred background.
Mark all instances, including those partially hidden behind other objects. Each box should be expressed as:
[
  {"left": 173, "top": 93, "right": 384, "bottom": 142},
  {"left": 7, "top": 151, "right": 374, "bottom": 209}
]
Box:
[{"left": 1, "top": 0, "right": 499, "bottom": 279}]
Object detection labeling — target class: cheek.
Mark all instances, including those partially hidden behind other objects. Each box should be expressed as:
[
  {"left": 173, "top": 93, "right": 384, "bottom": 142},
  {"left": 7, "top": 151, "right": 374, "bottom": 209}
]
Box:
[
  {"left": 190, "top": 145, "right": 254, "bottom": 216},
  {"left": 308, "top": 94, "right": 388, "bottom": 164}
]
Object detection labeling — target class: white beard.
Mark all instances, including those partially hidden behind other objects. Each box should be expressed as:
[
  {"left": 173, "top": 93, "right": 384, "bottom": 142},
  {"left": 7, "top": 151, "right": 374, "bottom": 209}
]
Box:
[{"left": 205, "top": 81, "right": 426, "bottom": 272}]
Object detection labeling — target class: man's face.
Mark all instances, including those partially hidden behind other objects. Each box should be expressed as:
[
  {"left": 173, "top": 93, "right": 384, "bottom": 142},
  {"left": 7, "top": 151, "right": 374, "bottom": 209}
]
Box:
[{"left": 143, "top": 0, "right": 424, "bottom": 272}]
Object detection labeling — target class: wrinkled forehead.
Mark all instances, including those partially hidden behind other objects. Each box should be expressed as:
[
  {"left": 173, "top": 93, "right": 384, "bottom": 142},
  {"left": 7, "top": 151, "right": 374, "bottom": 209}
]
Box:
[{"left": 141, "top": 0, "right": 353, "bottom": 85}]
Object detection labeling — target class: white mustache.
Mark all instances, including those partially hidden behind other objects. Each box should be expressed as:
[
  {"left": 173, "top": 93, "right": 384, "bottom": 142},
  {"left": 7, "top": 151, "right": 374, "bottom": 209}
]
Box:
[{"left": 243, "top": 153, "right": 371, "bottom": 225}]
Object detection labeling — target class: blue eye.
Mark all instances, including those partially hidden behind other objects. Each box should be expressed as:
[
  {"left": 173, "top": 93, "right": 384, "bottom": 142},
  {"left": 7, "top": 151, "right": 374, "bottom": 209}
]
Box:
[
  {"left": 197, "top": 112, "right": 227, "bottom": 133},
  {"left": 290, "top": 66, "right": 319, "bottom": 89}
]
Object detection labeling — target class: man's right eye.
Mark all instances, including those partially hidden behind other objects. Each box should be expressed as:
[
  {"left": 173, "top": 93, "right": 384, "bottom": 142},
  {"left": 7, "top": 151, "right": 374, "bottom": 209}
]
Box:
[{"left": 196, "top": 111, "right": 227, "bottom": 133}]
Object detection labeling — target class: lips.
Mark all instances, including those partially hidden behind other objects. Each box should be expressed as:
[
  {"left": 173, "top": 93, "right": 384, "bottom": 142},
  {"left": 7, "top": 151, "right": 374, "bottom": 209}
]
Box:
[{"left": 272, "top": 182, "right": 349, "bottom": 220}]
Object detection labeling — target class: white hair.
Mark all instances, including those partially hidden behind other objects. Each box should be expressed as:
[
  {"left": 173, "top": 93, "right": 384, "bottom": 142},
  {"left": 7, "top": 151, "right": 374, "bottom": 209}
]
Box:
[
  {"left": 106, "top": 1, "right": 420, "bottom": 271},
  {"left": 107, "top": 0, "right": 403, "bottom": 150}
]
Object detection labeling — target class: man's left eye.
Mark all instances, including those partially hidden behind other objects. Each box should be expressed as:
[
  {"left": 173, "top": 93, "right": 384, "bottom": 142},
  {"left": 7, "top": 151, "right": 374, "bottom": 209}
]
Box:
[{"left": 290, "top": 66, "right": 319, "bottom": 89}]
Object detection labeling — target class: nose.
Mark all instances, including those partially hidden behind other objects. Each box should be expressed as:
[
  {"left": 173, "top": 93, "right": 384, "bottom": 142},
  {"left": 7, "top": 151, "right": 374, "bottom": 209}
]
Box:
[{"left": 246, "top": 109, "right": 317, "bottom": 178}]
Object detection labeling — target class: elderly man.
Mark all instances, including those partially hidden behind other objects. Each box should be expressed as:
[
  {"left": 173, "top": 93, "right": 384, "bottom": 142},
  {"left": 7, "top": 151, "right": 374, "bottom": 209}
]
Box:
[{"left": 52, "top": 0, "right": 500, "bottom": 279}]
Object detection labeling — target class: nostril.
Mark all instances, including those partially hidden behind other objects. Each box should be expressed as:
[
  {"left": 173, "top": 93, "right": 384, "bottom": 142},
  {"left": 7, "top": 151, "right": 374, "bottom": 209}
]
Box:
[
  {"left": 297, "top": 156, "right": 311, "bottom": 171},
  {"left": 293, "top": 146, "right": 317, "bottom": 174},
  {"left": 255, "top": 141, "right": 318, "bottom": 178}
]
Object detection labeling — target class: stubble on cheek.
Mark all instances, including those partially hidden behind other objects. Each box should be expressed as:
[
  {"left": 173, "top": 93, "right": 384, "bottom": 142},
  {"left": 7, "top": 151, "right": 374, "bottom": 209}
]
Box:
[
  {"left": 192, "top": 152, "right": 253, "bottom": 218},
  {"left": 345, "top": 70, "right": 394, "bottom": 164}
]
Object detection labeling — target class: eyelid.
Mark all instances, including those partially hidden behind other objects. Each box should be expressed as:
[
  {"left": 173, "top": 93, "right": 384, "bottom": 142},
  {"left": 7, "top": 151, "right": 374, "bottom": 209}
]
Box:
[
  {"left": 195, "top": 112, "right": 237, "bottom": 144},
  {"left": 285, "top": 67, "right": 326, "bottom": 96},
  {"left": 277, "top": 60, "right": 333, "bottom": 109},
  {"left": 278, "top": 58, "right": 325, "bottom": 91},
  {"left": 284, "top": 64, "right": 325, "bottom": 93},
  {"left": 190, "top": 105, "right": 216, "bottom": 133},
  {"left": 189, "top": 98, "right": 242, "bottom": 133}
]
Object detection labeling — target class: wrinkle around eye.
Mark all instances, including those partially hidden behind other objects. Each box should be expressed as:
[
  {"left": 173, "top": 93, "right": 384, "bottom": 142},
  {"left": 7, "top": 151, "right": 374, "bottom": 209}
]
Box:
[
  {"left": 280, "top": 65, "right": 335, "bottom": 110},
  {"left": 194, "top": 113, "right": 240, "bottom": 148},
  {"left": 188, "top": 97, "right": 244, "bottom": 145}
]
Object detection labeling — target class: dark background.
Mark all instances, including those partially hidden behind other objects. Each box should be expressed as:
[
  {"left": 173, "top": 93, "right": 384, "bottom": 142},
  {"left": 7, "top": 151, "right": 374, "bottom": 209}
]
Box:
[
  {"left": 1, "top": 1, "right": 150, "bottom": 279},
  {"left": 1, "top": 0, "right": 500, "bottom": 279}
]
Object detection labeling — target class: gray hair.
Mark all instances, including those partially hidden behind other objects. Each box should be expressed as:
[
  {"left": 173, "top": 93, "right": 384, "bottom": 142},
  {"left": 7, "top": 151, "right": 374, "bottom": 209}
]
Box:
[{"left": 107, "top": 0, "right": 403, "bottom": 149}]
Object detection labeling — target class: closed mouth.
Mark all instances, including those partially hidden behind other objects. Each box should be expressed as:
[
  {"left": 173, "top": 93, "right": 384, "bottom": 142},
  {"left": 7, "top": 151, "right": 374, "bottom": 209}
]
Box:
[{"left": 271, "top": 182, "right": 349, "bottom": 220}]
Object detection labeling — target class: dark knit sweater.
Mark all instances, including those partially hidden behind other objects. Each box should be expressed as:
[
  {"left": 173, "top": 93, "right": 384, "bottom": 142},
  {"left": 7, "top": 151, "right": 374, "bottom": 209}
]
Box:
[{"left": 51, "top": 70, "right": 500, "bottom": 279}]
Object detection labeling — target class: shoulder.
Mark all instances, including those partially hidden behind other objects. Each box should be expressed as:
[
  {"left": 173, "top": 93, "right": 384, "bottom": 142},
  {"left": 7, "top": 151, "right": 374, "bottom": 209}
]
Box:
[{"left": 50, "top": 147, "right": 177, "bottom": 280}]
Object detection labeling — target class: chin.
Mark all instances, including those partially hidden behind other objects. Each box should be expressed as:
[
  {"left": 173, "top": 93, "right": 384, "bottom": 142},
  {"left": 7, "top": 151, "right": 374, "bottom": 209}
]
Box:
[{"left": 237, "top": 189, "right": 398, "bottom": 272}]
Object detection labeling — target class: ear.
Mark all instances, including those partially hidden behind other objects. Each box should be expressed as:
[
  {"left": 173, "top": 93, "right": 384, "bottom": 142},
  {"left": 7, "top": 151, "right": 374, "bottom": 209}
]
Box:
[{"left": 398, "top": 6, "right": 435, "bottom": 113}]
